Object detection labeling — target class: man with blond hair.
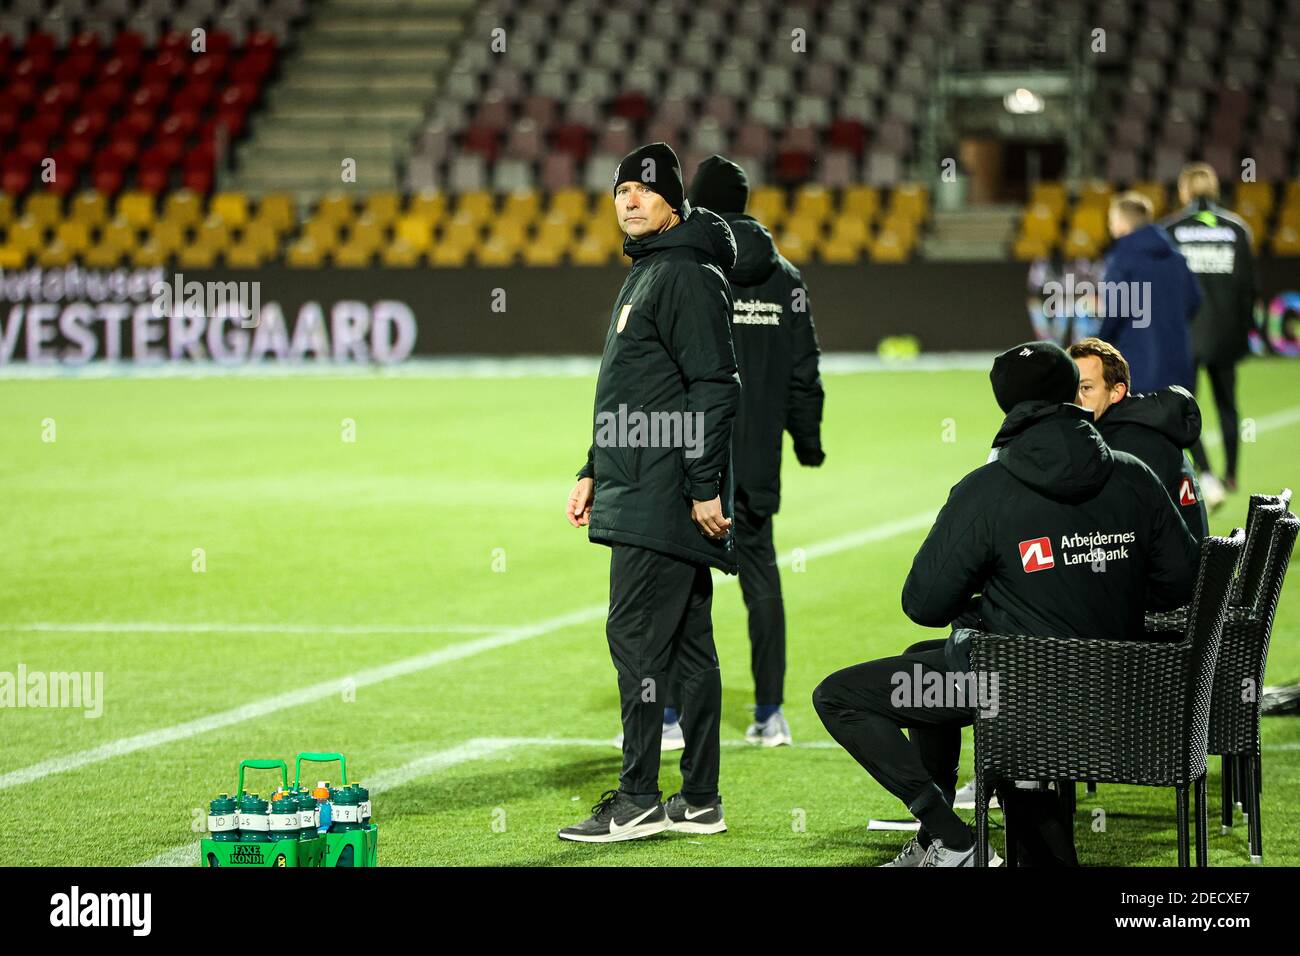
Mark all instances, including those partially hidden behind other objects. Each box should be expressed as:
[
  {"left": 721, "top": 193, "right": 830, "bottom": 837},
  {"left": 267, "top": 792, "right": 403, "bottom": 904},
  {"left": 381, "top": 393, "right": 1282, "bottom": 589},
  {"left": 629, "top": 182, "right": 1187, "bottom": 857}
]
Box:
[
  {"left": 1161, "top": 162, "right": 1258, "bottom": 507},
  {"left": 1097, "top": 191, "right": 1202, "bottom": 397}
]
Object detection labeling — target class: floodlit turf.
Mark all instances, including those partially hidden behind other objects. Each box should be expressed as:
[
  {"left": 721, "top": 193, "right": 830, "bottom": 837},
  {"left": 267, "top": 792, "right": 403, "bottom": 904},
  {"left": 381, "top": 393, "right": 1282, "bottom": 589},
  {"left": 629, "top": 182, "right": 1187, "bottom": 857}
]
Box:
[{"left": 1, "top": 358, "right": 1298, "bottom": 867}]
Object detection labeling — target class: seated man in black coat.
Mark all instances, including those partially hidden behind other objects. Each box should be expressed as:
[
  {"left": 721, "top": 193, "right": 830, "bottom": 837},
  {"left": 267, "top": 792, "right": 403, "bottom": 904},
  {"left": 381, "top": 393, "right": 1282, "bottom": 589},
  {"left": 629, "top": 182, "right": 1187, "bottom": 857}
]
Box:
[
  {"left": 812, "top": 341, "right": 1199, "bottom": 866},
  {"left": 1069, "top": 337, "right": 1208, "bottom": 541}
]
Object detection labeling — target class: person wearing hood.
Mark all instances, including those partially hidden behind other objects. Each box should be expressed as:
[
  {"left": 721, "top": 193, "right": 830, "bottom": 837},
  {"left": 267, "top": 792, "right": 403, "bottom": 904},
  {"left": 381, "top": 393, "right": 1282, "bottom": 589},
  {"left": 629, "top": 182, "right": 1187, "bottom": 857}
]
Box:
[
  {"left": 1069, "top": 336, "right": 1208, "bottom": 540},
  {"left": 1162, "top": 162, "right": 1259, "bottom": 508},
  {"left": 812, "top": 341, "right": 1199, "bottom": 866},
  {"left": 561, "top": 143, "right": 740, "bottom": 843},
  {"left": 660, "top": 154, "right": 825, "bottom": 749},
  {"left": 1097, "top": 192, "right": 1203, "bottom": 396}
]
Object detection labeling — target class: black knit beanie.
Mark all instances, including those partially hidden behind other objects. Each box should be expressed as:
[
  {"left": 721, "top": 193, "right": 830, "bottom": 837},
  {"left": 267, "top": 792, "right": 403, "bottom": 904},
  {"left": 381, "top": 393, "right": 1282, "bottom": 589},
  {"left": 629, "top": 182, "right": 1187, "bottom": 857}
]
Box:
[
  {"left": 687, "top": 154, "right": 749, "bottom": 214},
  {"left": 989, "top": 341, "right": 1080, "bottom": 413},
  {"left": 613, "top": 142, "right": 687, "bottom": 213}
]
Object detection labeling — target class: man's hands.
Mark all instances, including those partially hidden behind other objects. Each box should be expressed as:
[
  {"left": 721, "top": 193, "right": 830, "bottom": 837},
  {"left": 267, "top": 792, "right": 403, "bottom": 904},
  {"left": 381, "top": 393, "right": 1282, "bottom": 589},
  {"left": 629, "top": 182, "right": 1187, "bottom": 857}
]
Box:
[
  {"left": 692, "top": 496, "right": 732, "bottom": 541},
  {"left": 566, "top": 477, "right": 594, "bottom": 527}
]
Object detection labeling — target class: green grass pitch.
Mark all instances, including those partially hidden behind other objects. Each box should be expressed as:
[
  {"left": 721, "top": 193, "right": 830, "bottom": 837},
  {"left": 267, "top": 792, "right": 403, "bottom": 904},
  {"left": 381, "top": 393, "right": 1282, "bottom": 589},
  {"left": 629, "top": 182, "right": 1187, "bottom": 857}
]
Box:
[{"left": 1, "top": 358, "right": 1297, "bottom": 867}]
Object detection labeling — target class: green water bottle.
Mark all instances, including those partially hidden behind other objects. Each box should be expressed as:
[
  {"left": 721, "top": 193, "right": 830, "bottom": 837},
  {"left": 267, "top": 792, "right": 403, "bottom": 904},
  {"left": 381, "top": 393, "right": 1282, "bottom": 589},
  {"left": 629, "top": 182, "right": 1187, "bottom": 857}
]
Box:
[
  {"left": 238, "top": 793, "right": 273, "bottom": 842},
  {"left": 269, "top": 794, "right": 299, "bottom": 842},
  {"left": 208, "top": 793, "right": 239, "bottom": 842},
  {"left": 329, "top": 786, "right": 363, "bottom": 832},
  {"left": 354, "top": 782, "right": 371, "bottom": 827},
  {"left": 296, "top": 790, "right": 317, "bottom": 840}
]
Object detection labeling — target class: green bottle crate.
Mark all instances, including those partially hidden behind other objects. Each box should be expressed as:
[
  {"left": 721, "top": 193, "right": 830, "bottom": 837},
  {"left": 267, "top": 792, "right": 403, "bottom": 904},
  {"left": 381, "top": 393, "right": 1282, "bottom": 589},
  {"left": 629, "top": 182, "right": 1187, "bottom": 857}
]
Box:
[
  {"left": 294, "top": 751, "right": 379, "bottom": 867},
  {"left": 200, "top": 758, "right": 327, "bottom": 868}
]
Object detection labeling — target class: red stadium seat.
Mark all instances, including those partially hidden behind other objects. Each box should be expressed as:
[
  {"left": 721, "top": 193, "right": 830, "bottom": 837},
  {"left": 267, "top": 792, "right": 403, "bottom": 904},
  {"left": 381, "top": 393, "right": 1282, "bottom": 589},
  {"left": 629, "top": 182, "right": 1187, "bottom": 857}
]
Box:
[
  {"left": 141, "top": 50, "right": 187, "bottom": 87},
  {"left": 99, "top": 54, "right": 141, "bottom": 84},
  {"left": 25, "top": 32, "right": 57, "bottom": 60},
  {"left": 158, "top": 31, "right": 189, "bottom": 56},
  {"left": 551, "top": 123, "right": 593, "bottom": 161},
  {"left": 83, "top": 81, "right": 127, "bottom": 112},
  {"left": 112, "top": 32, "right": 146, "bottom": 58},
  {"left": 172, "top": 81, "right": 215, "bottom": 113},
  {"left": 54, "top": 52, "right": 97, "bottom": 84},
  {"left": 190, "top": 54, "right": 228, "bottom": 83},
  {"left": 205, "top": 31, "right": 235, "bottom": 57},
  {"left": 247, "top": 30, "right": 278, "bottom": 54},
  {"left": 12, "top": 55, "right": 53, "bottom": 83},
  {"left": 130, "top": 83, "right": 169, "bottom": 112},
  {"left": 3, "top": 156, "right": 33, "bottom": 194},
  {"left": 462, "top": 124, "right": 500, "bottom": 162}
]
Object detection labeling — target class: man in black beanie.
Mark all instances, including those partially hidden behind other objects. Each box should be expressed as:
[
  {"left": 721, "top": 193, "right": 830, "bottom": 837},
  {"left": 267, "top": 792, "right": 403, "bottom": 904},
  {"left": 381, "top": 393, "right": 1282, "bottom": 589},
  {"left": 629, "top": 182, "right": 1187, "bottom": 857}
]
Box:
[
  {"left": 666, "top": 154, "right": 825, "bottom": 748},
  {"left": 812, "top": 341, "right": 1199, "bottom": 865},
  {"left": 561, "top": 143, "right": 741, "bottom": 842}
]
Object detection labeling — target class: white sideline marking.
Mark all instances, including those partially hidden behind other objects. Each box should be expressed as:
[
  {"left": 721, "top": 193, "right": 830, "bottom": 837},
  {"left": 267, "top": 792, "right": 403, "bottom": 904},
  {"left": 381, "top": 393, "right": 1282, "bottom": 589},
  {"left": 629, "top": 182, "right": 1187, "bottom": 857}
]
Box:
[
  {"left": 5, "top": 622, "right": 504, "bottom": 636},
  {"left": 137, "top": 735, "right": 840, "bottom": 866},
  {"left": 1202, "top": 402, "right": 1300, "bottom": 447},
  {"left": 2, "top": 512, "right": 934, "bottom": 794}
]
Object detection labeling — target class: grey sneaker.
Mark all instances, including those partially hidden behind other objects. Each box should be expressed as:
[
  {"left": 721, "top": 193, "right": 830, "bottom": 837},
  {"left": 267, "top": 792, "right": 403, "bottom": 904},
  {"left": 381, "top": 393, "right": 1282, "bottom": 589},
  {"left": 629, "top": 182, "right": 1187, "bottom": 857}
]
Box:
[
  {"left": 665, "top": 792, "right": 727, "bottom": 834},
  {"left": 880, "top": 835, "right": 926, "bottom": 867},
  {"left": 744, "top": 711, "right": 792, "bottom": 747},
  {"left": 557, "top": 789, "right": 670, "bottom": 843},
  {"left": 920, "top": 833, "right": 976, "bottom": 867},
  {"left": 612, "top": 721, "right": 686, "bottom": 751},
  {"left": 952, "top": 779, "right": 998, "bottom": 811}
]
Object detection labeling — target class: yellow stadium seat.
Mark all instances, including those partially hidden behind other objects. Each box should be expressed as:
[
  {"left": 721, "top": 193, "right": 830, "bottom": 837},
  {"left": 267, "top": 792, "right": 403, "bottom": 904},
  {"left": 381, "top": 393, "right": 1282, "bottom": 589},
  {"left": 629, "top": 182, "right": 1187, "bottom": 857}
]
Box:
[
  {"left": 286, "top": 238, "right": 326, "bottom": 268},
  {"left": 394, "top": 213, "right": 435, "bottom": 251},
  {"left": 407, "top": 189, "right": 447, "bottom": 224},
  {"left": 83, "top": 243, "right": 123, "bottom": 268},
  {"left": 347, "top": 216, "right": 385, "bottom": 253},
  {"left": 818, "top": 236, "right": 861, "bottom": 264},
  {"left": 455, "top": 190, "right": 495, "bottom": 224},
  {"left": 1236, "top": 181, "right": 1274, "bottom": 216},
  {"left": 55, "top": 219, "right": 91, "bottom": 253},
  {"left": 534, "top": 212, "right": 574, "bottom": 247},
  {"left": 488, "top": 220, "right": 528, "bottom": 251},
  {"left": 362, "top": 191, "right": 400, "bottom": 226},
  {"left": 1278, "top": 205, "right": 1300, "bottom": 230},
  {"left": 257, "top": 193, "right": 296, "bottom": 232},
  {"left": 570, "top": 232, "right": 613, "bottom": 266},
  {"left": 316, "top": 191, "right": 355, "bottom": 225},
  {"left": 7, "top": 216, "right": 45, "bottom": 252},
  {"left": 210, "top": 192, "right": 250, "bottom": 228},
  {"left": 1282, "top": 181, "right": 1300, "bottom": 208},
  {"left": 163, "top": 190, "right": 203, "bottom": 227},
  {"left": 775, "top": 231, "right": 812, "bottom": 265},
  {"left": 381, "top": 238, "right": 421, "bottom": 267},
  {"left": 522, "top": 238, "right": 566, "bottom": 266},
  {"left": 748, "top": 186, "right": 786, "bottom": 227},
  {"left": 1129, "top": 181, "right": 1167, "bottom": 218},
  {"left": 439, "top": 212, "right": 481, "bottom": 249},
  {"left": 1062, "top": 227, "right": 1101, "bottom": 259},
  {"left": 501, "top": 190, "right": 540, "bottom": 225},
  {"left": 0, "top": 244, "right": 28, "bottom": 267},
  {"left": 828, "top": 213, "right": 870, "bottom": 247},
  {"left": 888, "top": 183, "right": 929, "bottom": 223},
  {"left": 548, "top": 188, "right": 588, "bottom": 225},
  {"left": 242, "top": 220, "right": 279, "bottom": 257},
  {"left": 304, "top": 217, "right": 341, "bottom": 252},
  {"left": 868, "top": 229, "right": 909, "bottom": 263},
  {"left": 428, "top": 240, "right": 471, "bottom": 267},
  {"left": 1069, "top": 205, "right": 1108, "bottom": 242},
  {"left": 118, "top": 190, "right": 155, "bottom": 228},
  {"left": 195, "top": 215, "right": 232, "bottom": 252},
  {"left": 781, "top": 215, "right": 823, "bottom": 246},
  {"left": 24, "top": 192, "right": 62, "bottom": 228},
  {"left": 475, "top": 235, "right": 517, "bottom": 266},
  {"left": 224, "top": 241, "right": 265, "bottom": 268},
  {"left": 150, "top": 221, "right": 186, "bottom": 256},
  {"left": 1030, "top": 182, "right": 1069, "bottom": 218},
  {"left": 1013, "top": 234, "right": 1053, "bottom": 261},
  {"left": 792, "top": 185, "right": 833, "bottom": 223},
  {"left": 879, "top": 212, "right": 917, "bottom": 244},
  {"left": 38, "top": 240, "right": 74, "bottom": 268},
  {"left": 70, "top": 191, "right": 108, "bottom": 226},
  {"left": 0, "top": 194, "right": 12, "bottom": 227},
  {"left": 131, "top": 241, "right": 168, "bottom": 268},
  {"left": 1271, "top": 224, "right": 1300, "bottom": 256},
  {"left": 332, "top": 242, "right": 373, "bottom": 268},
  {"left": 1076, "top": 180, "right": 1113, "bottom": 210},
  {"left": 1020, "top": 204, "right": 1060, "bottom": 243},
  {"left": 99, "top": 218, "right": 137, "bottom": 252},
  {"left": 177, "top": 243, "right": 218, "bottom": 268},
  {"left": 839, "top": 185, "right": 879, "bottom": 222}
]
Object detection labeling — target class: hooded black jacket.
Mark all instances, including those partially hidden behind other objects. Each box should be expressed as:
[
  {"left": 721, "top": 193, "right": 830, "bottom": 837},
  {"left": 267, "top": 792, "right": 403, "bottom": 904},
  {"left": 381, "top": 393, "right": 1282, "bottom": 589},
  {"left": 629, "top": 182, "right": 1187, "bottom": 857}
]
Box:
[
  {"left": 902, "top": 402, "right": 1199, "bottom": 672},
  {"left": 1160, "top": 197, "right": 1258, "bottom": 366},
  {"left": 721, "top": 213, "right": 825, "bottom": 516},
  {"left": 1094, "top": 387, "right": 1208, "bottom": 540},
  {"left": 577, "top": 205, "right": 742, "bottom": 572}
]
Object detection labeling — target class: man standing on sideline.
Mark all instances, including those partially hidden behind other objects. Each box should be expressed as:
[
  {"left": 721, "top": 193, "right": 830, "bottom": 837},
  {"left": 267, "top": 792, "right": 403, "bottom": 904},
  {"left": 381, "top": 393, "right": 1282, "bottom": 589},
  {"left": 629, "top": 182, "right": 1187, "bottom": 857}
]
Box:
[
  {"left": 1162, "top": 163, "right": 1259, "bottom": 509},
  {"left": 657, "top": 154, "right": 825, "bottom": 748},
  {"left": 1097, "top": 192, "right": 1202, "bottom": 394},
  {"left": 813, "top": 342, "right": 1198, "bottom": 866},
  {"left": 562, "top": 143, "right": 740, "bottom": 842},
  {"left": 1070, "top": 337, "right": 1208, "bottom": 540}
]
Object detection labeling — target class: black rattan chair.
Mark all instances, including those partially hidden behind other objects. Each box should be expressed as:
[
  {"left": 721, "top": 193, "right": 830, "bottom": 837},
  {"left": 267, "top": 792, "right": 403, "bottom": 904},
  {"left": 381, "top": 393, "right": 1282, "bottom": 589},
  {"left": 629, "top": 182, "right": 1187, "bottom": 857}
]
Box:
[
  {"left": 1209, "top": 512, "right": 1298, "bottom": 862},
  {"left": 971, "top": 530, "right": 1245, "bottom": 867}
]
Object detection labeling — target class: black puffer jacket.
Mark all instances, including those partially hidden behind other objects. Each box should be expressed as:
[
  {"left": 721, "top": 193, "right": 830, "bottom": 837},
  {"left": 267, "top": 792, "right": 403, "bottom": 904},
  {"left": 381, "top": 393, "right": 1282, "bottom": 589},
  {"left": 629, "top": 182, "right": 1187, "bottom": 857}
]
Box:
[
  {"left": 722, "top": 213, "right": 825, "bottom": 516},
  {"left": 577, "top": 205, "right": 742, "bottom": 572},
  {"left": 902, "top": 402, "right": 1199, "bottom": 672},
  {"left": 1095, "top": 388, "right": 1208, "bottom": 540}
]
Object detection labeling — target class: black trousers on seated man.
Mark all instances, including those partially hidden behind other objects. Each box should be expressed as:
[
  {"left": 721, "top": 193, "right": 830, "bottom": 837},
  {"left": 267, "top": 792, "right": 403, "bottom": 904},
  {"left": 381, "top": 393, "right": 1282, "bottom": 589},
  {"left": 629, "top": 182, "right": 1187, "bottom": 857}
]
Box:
[
  {"left": 607, "top": 543, "right": 722, "bottom": 806},
  {"left": 812, "top": 637, "right": 975, "bottom": 849}
]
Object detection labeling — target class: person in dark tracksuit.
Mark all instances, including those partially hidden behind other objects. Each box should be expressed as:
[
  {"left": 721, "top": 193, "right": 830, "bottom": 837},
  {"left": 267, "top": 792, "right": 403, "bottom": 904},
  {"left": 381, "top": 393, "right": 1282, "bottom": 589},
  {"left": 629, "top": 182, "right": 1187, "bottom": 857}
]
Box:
[
  {"left": 1069, "top": 337, "right": 1208, "bottom": 541},
  {"left": 561, "top": 143, "right": 740, "bottom": 843},
  {"left": 812, "top": 342, "right": 1199, "bottom": 866},
  {"left": 1097, "top": 192, "right": 1202, "bottom": 396},
  {"left": 660, "top": 154, "right": 825, "bottom": 748},
  {"left": 1161, "top": 162, "right": 1259, "bottom": 507}
]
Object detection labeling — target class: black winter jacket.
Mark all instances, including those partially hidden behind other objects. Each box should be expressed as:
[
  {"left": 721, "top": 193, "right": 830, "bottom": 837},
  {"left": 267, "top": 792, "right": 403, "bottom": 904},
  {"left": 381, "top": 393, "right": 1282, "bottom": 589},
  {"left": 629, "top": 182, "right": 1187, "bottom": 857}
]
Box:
[
  {"left": 1094, "top": 388, "right": 1208, "bottom": 540},
  {"left": 902, "top": 402, "right": 1199, "bottom": 672},
  {"left": 1161, "top": 198, "right": 1259, "bottom": 366},
  {"left": 722, "top": 213, "right": 825, "bottom": 516},
  {"left": 578, "top": 206, "right": 742, "bottom": 572}
]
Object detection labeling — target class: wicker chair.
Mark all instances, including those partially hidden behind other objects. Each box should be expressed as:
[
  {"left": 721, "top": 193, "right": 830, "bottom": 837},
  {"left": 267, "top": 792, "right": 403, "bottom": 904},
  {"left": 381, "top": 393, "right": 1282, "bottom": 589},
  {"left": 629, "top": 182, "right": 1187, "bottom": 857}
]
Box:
[
  {"left": 1209, "top": 512, "right": 1298, "bottom": 862},
  {"left": 970, "top": 529, "right": 1245, "bottom": 867}
]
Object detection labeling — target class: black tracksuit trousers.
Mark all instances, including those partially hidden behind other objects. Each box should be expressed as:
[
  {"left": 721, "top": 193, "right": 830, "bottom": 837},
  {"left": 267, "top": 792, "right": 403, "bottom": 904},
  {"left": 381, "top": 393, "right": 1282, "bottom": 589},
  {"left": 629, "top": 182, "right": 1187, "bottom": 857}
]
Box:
[
  {"left": 812, "top": 638, "right": 974, "bottom": 840},
  {"left": 606, "top": 543, "right": 722, "bottom": 804},
  {"left": 1189, "top": 362, "right": 1241, "bottom": 481},
  {"left": 735, "top": 491, "right": 786, "bottom": 707}
]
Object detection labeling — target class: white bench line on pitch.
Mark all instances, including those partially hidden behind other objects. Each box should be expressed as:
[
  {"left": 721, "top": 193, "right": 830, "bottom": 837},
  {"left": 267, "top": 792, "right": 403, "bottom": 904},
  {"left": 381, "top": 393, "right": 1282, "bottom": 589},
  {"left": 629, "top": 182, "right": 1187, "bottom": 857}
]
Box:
[
  {"left": 135, "top": 735, "right": 842, "bottom": 866},
  {"left": 2, "top": 622, "right": 507, "bottom": 635},
  {"left": 2, "top": 511, "right": 934, "bottom": 795}
]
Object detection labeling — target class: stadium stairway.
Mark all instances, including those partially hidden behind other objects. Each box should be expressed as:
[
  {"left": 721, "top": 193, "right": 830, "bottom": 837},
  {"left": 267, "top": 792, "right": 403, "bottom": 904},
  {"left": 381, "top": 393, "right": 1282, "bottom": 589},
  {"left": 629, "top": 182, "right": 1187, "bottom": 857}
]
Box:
[
  {"left": 921, "top": 205, "right": 1022, "bottom": 260},
  {"left": 230, "top": 0, "right": 473, "bottom": 199}
]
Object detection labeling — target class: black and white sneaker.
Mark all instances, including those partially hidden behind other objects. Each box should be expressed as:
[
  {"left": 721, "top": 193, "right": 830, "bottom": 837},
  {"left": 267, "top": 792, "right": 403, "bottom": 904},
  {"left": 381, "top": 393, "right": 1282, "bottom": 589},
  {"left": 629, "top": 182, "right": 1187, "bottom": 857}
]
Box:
[
  {"left": 557, "top": 789, "right": 670, "bottom": 843},
  {"left": 664, "top": 792, "right": 727, "bottom": 834}
]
